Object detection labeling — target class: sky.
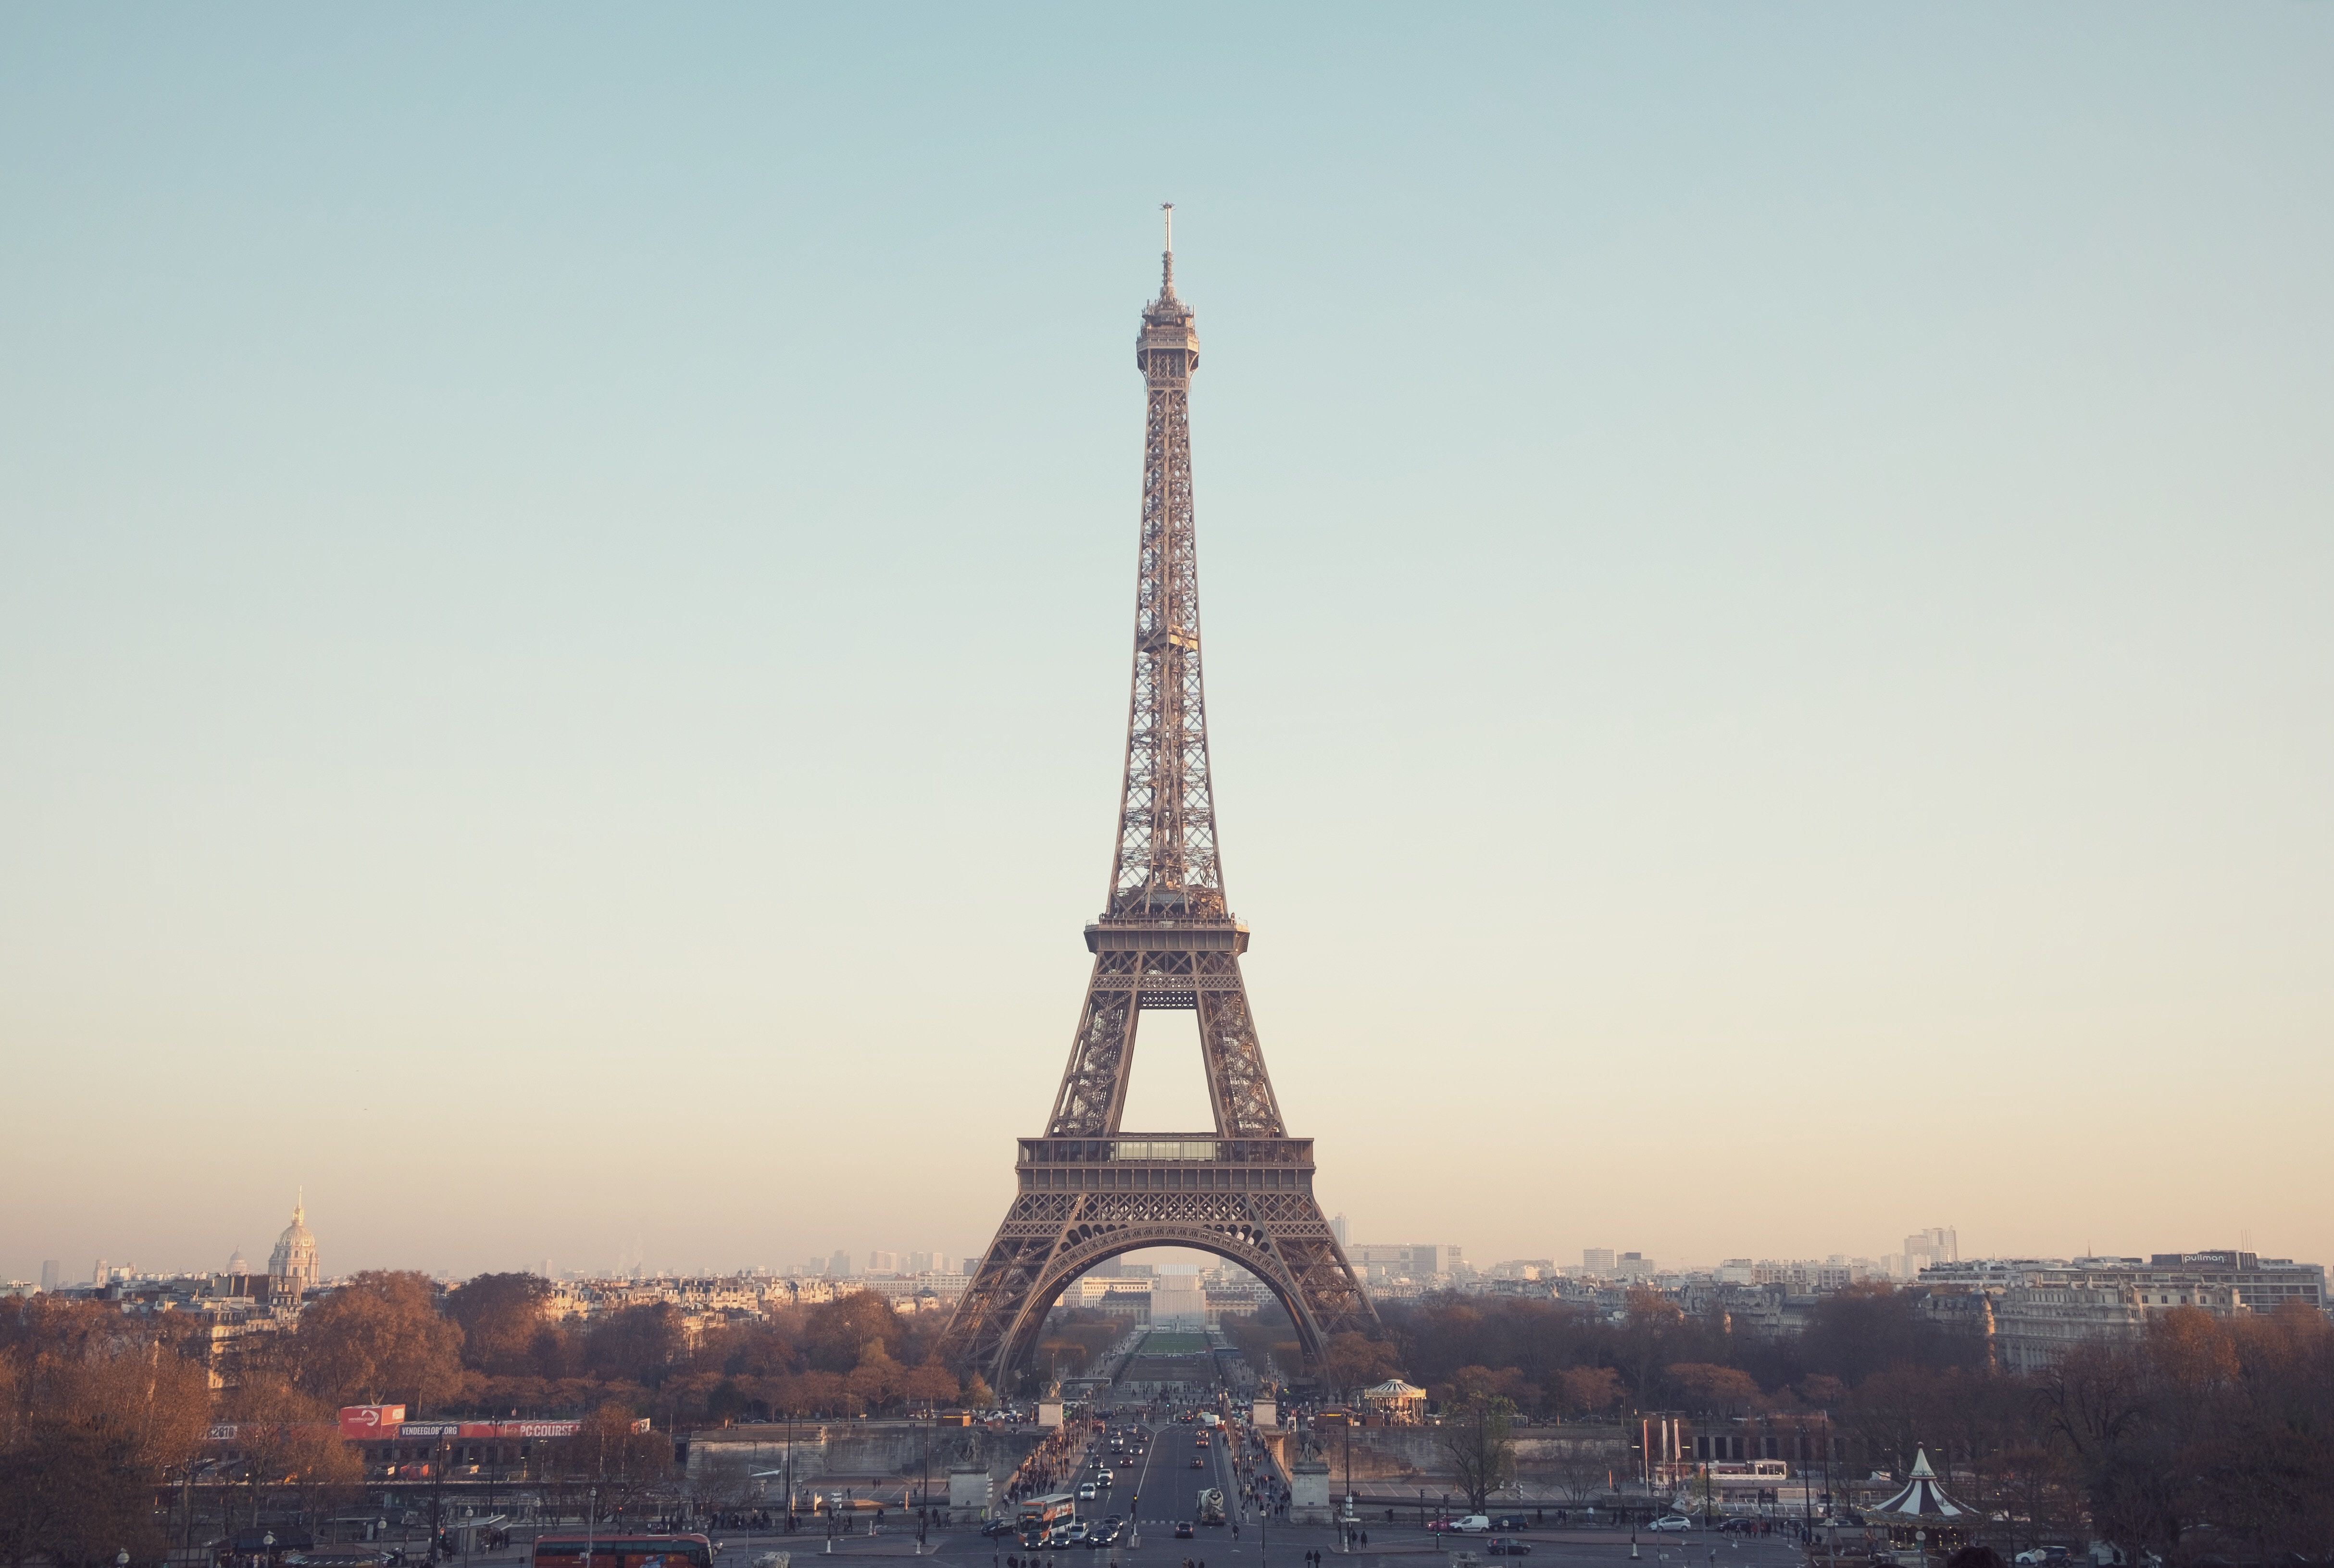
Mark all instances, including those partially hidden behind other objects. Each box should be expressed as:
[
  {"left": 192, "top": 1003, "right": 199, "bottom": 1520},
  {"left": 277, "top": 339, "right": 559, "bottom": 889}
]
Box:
[{"left": 3, "top": 6, "right": 2330, "bottom": 1286}]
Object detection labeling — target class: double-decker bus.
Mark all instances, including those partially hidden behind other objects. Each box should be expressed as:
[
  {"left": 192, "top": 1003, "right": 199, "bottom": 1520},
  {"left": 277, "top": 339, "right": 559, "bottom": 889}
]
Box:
[
  {"left": 532, "top": 1534, "right": 713, "bottom": 1568},
  {"left": 1017, "top": 1493, "right": 1078, "bottom": 1535}
]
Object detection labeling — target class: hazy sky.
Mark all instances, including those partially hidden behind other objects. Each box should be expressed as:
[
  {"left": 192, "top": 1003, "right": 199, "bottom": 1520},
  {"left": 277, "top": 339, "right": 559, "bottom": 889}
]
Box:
[{"left": 4, "top": 7, "right": 2330, "bottom": 1286}]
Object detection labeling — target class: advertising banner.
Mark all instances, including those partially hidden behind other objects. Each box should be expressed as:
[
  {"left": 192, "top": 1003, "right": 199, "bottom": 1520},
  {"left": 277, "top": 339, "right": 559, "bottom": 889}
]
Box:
[
  {"left": 389, "top": 1419, "right": 584, "bottom": 1441},
  {"left": 337, "top": 1406, "right": 407, "bottom": 1440}
]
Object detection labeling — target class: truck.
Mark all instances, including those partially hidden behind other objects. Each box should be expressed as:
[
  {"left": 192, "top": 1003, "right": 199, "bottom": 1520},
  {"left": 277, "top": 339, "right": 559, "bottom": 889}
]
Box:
[{"left": 1198, "top": 1489, "right": 1226, "bottom": 1527}]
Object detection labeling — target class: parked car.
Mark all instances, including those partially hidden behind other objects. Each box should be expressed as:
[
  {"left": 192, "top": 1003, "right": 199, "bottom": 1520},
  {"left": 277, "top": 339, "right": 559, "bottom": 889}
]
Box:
[
  {"left": 2015, "top": 1552, "right": 2069, "bottom": 1567},
  {"left": 1720, "top": 1519, "right": 1760, "bottom": 1535},
  {"left": 1491, "top": 1517, "right": 1532, "bottom": 1532},
  {"left": 1648, "top": 1516, "right": 1694, "bottom": 1533},
  {"left": 1450, "top": 1517, "right": 1493, "bottom": 1534},
  {"left": 1489, "top": 1541, "right": 1532, "bottom": 1556}
]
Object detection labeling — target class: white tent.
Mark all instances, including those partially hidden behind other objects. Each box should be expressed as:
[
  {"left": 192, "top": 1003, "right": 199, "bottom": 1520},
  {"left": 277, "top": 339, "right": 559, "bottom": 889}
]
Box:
[{"left": 1871, "top": 1449, "right": 1973, "bottom": 1520}]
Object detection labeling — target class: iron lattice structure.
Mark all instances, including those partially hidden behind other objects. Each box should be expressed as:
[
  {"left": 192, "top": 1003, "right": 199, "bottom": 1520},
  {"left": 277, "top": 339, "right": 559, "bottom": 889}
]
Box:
[{"left": 943, "top": 216, "right": 1378, "bottom": 1388}]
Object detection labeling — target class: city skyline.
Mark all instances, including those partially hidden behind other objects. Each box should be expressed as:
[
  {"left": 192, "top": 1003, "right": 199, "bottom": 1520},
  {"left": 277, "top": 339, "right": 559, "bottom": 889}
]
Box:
[{"left": 6, "top": 8, "right": 2332, "bottom": 1280}]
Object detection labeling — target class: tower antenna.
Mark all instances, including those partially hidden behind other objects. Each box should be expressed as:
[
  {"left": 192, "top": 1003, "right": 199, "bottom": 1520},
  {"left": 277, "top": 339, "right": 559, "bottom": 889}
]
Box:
[{"left": 1161, "top": 202, "right": 1175, "bottom": 293}]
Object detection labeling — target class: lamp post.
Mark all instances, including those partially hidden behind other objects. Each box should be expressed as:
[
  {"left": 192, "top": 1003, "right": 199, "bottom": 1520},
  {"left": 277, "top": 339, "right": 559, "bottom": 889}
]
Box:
[{"left": 585, "top": 1486, "right": 598, "bottom": 1568}]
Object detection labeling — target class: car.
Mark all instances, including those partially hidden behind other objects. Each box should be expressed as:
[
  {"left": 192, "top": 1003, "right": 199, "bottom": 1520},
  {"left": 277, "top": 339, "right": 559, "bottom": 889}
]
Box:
[
  {"left": 1078, "top": 1483, "right": 1098, "bottom": 1500},
  {"left": 1720, "top": 1519, "right": 1759, "bottom": 1535},
  {"left": 1489, "top": 1542, "right": 1532, "bottom": 1556},
  {"left": 1062, "top": 1524, "right": 1090, "bottom": 1544},
  {"left": 1174, "top": 1523, "right": 1195, "bottom": 1540},
  {"left": 1451, "top": 1517, "right": 1493, "bottom": 1535},
  {"left": 1191, "top": 1457, "right": 1206, "bottom": 1469},
  {"left": 1098, "top": 1470, "right": 1116, "bottom": 1486},
  {"left": 980, "top": 1520, "right": 1018, "bottom": 1539},
  {"left": 2015, "top": 1554, "right": 2070, "bottom": 1567},
  {"left": 1648, "top": 1516, "right": 1694, "bottom": 1533},
  {"left": 1492, "top": 1517, "right": 1531, "bottom": 1532}
]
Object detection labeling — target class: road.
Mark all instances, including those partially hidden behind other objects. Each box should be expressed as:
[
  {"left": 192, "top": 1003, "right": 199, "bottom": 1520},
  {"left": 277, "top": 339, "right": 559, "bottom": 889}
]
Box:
[{"left": 704, "top": 1332, "right": 1817, "bottom": 1568}]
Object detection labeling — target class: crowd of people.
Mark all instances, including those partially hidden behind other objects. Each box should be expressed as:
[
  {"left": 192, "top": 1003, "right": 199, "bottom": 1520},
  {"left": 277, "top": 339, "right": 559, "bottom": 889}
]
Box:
[{"left": 1001, "top": 1415, "right": 1100, "bottom": 1504}]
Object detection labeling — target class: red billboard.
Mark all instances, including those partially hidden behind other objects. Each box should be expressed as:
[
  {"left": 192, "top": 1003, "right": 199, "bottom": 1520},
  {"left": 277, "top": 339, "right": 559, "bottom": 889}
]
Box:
[{"left": 338, "top": 1404, "right": 407, "bottom": 1439}]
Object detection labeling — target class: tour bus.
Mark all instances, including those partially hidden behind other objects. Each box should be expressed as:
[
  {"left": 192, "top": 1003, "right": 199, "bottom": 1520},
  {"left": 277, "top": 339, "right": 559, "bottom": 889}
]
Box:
[
  {"left": 1017, "top": 1493, "right": 1079, "bottom": 1533},
  {"left": 532, "top": 1534, "right": 713, "bottom": 1568}
]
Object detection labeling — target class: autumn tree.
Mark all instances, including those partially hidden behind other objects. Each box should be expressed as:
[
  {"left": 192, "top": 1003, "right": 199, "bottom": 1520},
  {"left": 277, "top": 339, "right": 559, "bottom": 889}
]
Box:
[
  {"left": 448, "top": 1274, "right": 555, "bottom": 1376},
  {"left": 0, "top": 1319, "right": 214, "bottom": 1568},
  {"left": 1321, "top": 1333, "right": 1401, "bottom": 1401},
  {"left": 1665, "top": 1362, "right": 1761, "bottom": 1417},
  {"left": 1554, "top": 1365, "right": 1623, "bottom": 1417},
  {"left": 553, "top": 1401, "right": 672, "bottom": 1514},
  {"left": 222, "top": 1375, "right": 362, "bottom": 1531},
  {"left": 294, "top": 1271, "right": 465, "bottom": 1409}
]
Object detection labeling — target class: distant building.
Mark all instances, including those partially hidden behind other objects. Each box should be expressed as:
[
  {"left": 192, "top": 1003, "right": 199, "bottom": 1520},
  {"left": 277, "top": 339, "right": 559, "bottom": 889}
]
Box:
[
  {"left": 1332, "top": 1213, "right": 1350, "bottom": 1247},
  {"left": 1583, "top": 1248, "right": 1615, "bottom": 1274},
  {"left": 1905, "top": 1227, "right": 1959, "bottom": 1270},
  {"left": 1350, "top": 1243, "right": 1465, "bottom": 1284},
  {"left": 826, "top": 1249, "right": 852, "bottom": 1277},
  {"left": 267, "top": 1195, "right": 320, "bottom": 1294},
  {"left": 38, "top": 1260, "right": 59, "bottom": 1294},
  {"left": 1921, "top": 1252, "right": 2329, "bottom": 1372},
  {"left": 1150, "top": 1273, "right": 1208, "bottom": 1330}
]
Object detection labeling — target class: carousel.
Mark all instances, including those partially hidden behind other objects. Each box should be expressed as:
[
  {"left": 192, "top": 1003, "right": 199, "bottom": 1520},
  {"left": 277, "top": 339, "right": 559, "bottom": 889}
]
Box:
[{"left": 1866, "top": 1449, "right": 1976, "bottom": 1562}]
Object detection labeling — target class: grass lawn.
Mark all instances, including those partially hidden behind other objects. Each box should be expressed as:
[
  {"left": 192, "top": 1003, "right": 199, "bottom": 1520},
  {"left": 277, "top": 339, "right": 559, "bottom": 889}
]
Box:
[{"left": 1141, "top": 1331, "right": 1212, "bottom": 1355}]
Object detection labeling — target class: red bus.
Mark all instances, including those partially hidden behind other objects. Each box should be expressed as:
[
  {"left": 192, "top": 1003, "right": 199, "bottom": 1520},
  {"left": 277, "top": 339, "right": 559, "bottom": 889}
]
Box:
[{"left": 532, "top": 1535, "right": 713, "bottom": 1568}]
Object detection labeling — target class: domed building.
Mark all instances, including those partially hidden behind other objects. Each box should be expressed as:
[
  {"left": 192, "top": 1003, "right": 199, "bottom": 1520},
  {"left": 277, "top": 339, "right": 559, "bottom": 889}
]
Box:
[
  {"left": 267, "top": 1193, "right": 319, "bottom": 1293},
  {"left": 226, "top": 1246, "right": 249, "bottom": 1275}
]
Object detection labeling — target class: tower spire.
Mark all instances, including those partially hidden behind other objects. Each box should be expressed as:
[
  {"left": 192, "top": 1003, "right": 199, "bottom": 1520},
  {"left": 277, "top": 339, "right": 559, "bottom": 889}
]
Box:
[{"left": 1160, "top": 201, "right": 1175, "bottom": 297}]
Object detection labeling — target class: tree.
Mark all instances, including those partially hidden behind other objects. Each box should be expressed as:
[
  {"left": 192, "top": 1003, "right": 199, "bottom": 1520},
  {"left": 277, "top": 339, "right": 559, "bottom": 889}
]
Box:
[
  {"left": 448, "top": 1274, "right": 555, "bottom": 1376},
  {"left": 294, "top": 1271, "right": 465, "bottom": 1409},
  {"left": 0, "top": 1323, "right": 215, "bottom": 1568},
  {"left": 223, "top": 1375, "right": 361, "bottom": 1530},
  {"left": 1554, "top": 1365, "right": 1623, "bottom": 1417},
  {"left": 1665, "top": 1363, "right": 1760, "bottom": 1417},
  {"left": 1438, "top": 1393, "right": 1516, "bottom": 1512},
  {"left": 963, "top": 1375, "right": 997, "bottom": 1410},
  {"left": 1322, "top": 1333, "right": 1401, "bottom": 1401},
  {"left": 554, "top": 1402, "right": 671, "bottom": 1515}
]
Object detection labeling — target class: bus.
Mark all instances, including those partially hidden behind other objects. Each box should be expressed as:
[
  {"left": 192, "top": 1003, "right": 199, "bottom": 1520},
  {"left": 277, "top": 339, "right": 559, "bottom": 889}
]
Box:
[
  {"left": 1017, "top": 1494, "right": 1078, "bottom": 1532},
  {"left": 532, "top": 1534, "right": 713, "bottom": 1568}
]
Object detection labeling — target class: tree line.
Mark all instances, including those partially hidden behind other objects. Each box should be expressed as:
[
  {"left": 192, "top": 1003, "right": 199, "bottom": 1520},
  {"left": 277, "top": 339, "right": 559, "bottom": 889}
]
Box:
[
  {"left": 0, "top": 1274, "right": 994, "bottom": 1568},
  {"left": 1236, "top": 1284, "right": 2332, "bottom": 1565}
]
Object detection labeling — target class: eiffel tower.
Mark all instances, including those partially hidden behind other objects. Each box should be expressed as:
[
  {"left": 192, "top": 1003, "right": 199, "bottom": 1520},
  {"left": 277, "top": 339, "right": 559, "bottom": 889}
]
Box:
[{"left": 943, "top": 211, "right": 1378, "bottom": 1389}]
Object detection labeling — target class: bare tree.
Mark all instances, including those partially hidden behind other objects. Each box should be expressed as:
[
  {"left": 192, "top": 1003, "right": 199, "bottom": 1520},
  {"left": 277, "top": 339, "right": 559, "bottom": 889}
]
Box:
[{"left": 1438, "top": 1394, "right": 1516, "bottom": 1513}]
